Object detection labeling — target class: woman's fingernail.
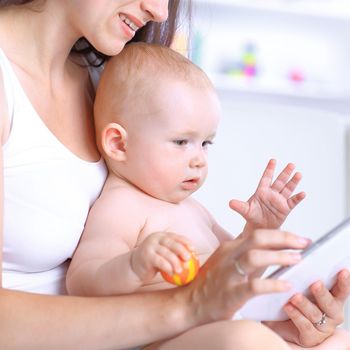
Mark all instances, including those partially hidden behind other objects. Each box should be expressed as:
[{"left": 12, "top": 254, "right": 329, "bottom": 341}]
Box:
[
  {"left": 298, "top": 237, "right": 311, "bottom": 245},
  {"left": 342, "top": 270, "right": 350, "bottom": 279},
  {"left": 284, "top": 304, "right": 294, "bottom": 313},
  {"left": 312, "top": 281, "right": 323, "bottom": 292},
  {"left": 283, "top": 281, "right": 293, "bottom": 289},
  {"left": 186, "top": 244, "right": 195, "bottom": 252},
  {"left": 291, "top": 253, "right": 302, "bottom": 262},
  {"left": 290, "top": 293, "right": 303, "bottom": 304}
]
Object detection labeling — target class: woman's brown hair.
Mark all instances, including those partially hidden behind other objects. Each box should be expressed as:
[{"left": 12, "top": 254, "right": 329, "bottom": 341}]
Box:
[{"left": 0, "top": 0, "right": 191, "bottom": 66}]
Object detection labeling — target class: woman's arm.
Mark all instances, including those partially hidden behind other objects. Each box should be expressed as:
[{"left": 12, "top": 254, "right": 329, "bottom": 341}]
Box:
[
  {"left": 0, "top": 287, "right": 201, "bottom": 350},
  {"left": 0, "top": 219, "right": 310, "bottom": 349},
  {"left": 0, "top": 232, "right": 302, "bottom": 350}
]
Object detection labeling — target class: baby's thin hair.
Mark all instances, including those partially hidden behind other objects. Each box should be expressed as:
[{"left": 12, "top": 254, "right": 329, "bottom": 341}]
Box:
[
  {"left": 94, "top": 42, "right": 214, "bottom": 127},
  {"left": 110, "top": 42, "right": 213, "bottom": 88}
]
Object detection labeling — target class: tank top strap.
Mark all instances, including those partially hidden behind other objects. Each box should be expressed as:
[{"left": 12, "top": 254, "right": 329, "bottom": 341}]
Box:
[{"left": 0, "top": 48, "right": 15, "bottom": 126}]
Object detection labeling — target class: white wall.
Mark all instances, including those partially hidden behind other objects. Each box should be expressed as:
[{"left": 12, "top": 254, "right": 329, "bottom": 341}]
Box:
[
  {"left": 193, "top": 97, "right": 350, "bottom": 327},
  {"left": 194, "top": 98, "right": 348, "bottom": 238}
]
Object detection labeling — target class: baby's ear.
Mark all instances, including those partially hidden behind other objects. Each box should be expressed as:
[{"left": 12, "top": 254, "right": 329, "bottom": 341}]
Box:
[{"left": 100, "top": 122, "right": 127, "bottom": 161}]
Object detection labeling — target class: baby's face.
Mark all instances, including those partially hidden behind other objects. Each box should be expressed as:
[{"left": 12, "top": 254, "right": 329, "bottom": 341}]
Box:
[{"left": 123, "top": 79, "right": 221, "bottom": 204}]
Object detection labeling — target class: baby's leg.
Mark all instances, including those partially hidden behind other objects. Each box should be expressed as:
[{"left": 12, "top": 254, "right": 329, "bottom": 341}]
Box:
[
  {"left": 286, "top": 329, "right": 350, "bottom": 350},
  {"left": 144, "top": 320, "right": 290, "bottom": 350}
]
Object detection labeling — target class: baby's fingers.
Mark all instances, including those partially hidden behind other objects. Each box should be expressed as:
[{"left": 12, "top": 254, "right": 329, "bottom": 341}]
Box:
[
  {"left": 287, "top": 191, "right": 306, "bottom": 210},
  {"left": 255, "top": 159, "right": 276, "bottom": 189},
  {"left": 229, "top": 199, "right": 249, "bottom": 217},
  {"left": 271, "top": 162, "right": 295, "bottom": 192},
  {"left": 154, "top": 245, "right": 184, "bottom": 275},
  {"left": 280, "top": 172, "right": 302, "bottom": 198},
  {"left": 159, "top": 234, "right": 193, "bottom": 261}
]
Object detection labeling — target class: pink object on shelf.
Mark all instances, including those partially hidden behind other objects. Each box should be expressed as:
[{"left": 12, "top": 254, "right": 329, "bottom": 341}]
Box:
[{"left": 289, "top": 68, "right": 305, "bottom": 83}]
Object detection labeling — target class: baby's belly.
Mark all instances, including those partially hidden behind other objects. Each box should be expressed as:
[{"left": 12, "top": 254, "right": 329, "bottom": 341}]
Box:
[{"left": 139, "top": 251, "right": 212, "bottom": 292}]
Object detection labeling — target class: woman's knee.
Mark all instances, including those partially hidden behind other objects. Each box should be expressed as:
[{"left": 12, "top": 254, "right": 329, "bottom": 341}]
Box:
[
  {"left": 214, "top": 320, "right": 289, "bottom": 350},
  {"left": 144, "top": 320, "right": 289, "bottom": 350}
]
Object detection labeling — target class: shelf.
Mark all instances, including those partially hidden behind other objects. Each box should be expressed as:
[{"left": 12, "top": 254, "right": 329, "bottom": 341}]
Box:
[
  {"left": 192, "top": 0, "right": 350, "bottom": 110},
  {"left": 194, "top": 0, "right": 350, "bottom": 21},
  {"left": 209, "top": 73, "right": 350, "bottom": 102}
]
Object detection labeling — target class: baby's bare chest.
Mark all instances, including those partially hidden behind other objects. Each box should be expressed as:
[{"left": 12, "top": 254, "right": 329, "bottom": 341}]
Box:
[{"left": 137, "top": 201, "right": 220, "bottom": 261}]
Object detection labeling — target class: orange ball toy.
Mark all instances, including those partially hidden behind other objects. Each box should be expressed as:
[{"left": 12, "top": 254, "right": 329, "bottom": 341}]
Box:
[{"left": 161, "top": 252, "right": 200, "bottom": 286}]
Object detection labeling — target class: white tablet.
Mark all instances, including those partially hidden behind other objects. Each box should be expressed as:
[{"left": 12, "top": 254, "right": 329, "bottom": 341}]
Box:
[{"left": 238, "top": 217, "right": 350, "bottom": 321}]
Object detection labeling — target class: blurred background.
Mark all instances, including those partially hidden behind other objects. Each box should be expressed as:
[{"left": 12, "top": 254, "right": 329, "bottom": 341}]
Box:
[{"left": 174, "top": 0, "right": 350, "bottom": 327}]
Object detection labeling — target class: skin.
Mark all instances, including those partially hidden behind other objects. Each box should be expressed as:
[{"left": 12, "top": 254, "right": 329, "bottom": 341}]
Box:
[
  {"left": 0, "top": 1, "right": 349, "bottom": 349},
  {"left": 67, "top": 60, "right": 350, "bottom": 349}
]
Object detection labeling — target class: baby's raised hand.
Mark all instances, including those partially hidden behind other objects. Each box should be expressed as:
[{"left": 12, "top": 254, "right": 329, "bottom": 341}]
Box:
[
  {"left": 130, "top": 232, "right": 193, "bottom": 283},
  {"left": 229, "top": 159, "right": 305, "bottom": 232}
]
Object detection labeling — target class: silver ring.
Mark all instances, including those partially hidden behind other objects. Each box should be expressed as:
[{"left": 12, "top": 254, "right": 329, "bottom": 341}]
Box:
[
  {"left": 313, "top": 312, "right": 327, "bottom": 326},
  {"left": 234, "top": 260, "right": 247, "bottom": 277}
]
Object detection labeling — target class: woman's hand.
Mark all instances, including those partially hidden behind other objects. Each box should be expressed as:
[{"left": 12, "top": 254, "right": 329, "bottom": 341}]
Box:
[
  {"left": 264, "top": 269, "right": 350, "bottom": 347},
  {"left": 183, "top": 229, "right": 309, "bottom": 323}
]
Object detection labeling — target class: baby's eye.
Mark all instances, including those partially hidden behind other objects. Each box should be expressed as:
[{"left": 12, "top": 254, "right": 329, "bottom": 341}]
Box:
[
  {"left": 202, "top": 140, "right": 213, "bottom": 148},
  {"left": 173, "top": 139, "right": 188, "bottom": 146}
]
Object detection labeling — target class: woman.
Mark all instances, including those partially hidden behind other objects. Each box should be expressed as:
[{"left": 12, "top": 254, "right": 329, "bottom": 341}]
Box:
[{"left": 0, "top": 1, "right": 349, "bottom": 349}]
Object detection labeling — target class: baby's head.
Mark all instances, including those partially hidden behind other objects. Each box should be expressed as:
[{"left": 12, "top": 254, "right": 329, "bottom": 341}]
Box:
[{"left": 94, "top": 42, "right": 221, "bottom": 204}]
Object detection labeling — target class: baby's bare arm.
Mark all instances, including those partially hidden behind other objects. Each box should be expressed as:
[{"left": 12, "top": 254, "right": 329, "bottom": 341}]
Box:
[{"left": 66, "top": 188, "right": 146, "bottom": 296}]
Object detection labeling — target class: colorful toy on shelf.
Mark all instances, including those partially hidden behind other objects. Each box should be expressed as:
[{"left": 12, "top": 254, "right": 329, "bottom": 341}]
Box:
[
  {"left": 242, "top": 43, "right": 258, "bottom": 77},
  {"left": 288, "top": 68, "right": 306, "bottom": 84},
  {"left": 161, "top": 251, "right": 200, "bottom": 286},
  {"left": 228, "top": 42, "right": 258, "bottom": 79}
]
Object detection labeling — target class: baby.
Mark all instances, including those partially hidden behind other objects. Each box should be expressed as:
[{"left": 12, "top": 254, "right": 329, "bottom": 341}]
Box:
[{"left": 67, "top": 42, "right": 345, "bottom": 350}]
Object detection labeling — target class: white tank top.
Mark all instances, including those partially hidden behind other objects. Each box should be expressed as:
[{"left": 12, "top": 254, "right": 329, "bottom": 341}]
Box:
[{"left": 0, "top": 48, "right": 108, "bottom": 295}]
